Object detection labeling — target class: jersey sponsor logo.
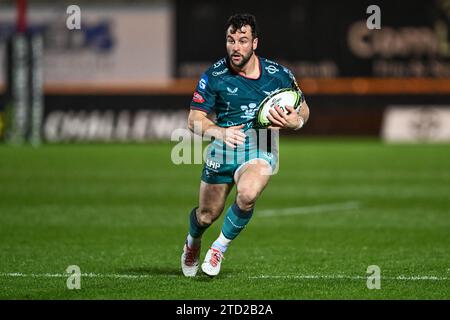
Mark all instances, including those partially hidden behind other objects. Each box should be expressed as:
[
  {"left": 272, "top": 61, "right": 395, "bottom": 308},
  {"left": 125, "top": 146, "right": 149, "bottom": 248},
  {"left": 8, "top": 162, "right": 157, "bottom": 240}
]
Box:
[
  {"left": 198, "top": 74, "right": 208, "bottom": 91},
  {"left": 264, "top": 59, "right": 279, "bottom": 66},
  {"left": 213, "top": 58, "right": 226, "bottom": 69},
  {"left": 265, "top": 65, "right": 279, "bottom": 74},
  {"left": 212, "top": 68, "right": 228, "bottom": 76},
  {"left": 193, "top": 91, "right": 205, "bottom": 103},
  {"left": 240, "top": 103, "right": 258, "bottom": 120},
  {"left": 226, "top": 87, "right": 238, "bottom": 95},
  {"left": 263, "top": 87, "right": 280, "bottom": 96}
]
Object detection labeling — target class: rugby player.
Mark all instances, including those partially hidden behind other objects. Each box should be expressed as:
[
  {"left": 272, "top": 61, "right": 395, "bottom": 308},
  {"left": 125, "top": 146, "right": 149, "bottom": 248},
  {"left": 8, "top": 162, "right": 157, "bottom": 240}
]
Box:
[{"left": 181, "top": 13, "right": 310, "bottom": 277}]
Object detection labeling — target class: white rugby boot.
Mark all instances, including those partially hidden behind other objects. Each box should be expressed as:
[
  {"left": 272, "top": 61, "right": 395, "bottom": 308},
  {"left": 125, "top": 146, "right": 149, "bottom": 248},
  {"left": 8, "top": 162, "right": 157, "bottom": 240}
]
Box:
[
  {"left": 181, "top": 241, "right": 201, "bottom": 277},
  {"left": 201, "top": 247, "right": 225, "bottom": 277}
]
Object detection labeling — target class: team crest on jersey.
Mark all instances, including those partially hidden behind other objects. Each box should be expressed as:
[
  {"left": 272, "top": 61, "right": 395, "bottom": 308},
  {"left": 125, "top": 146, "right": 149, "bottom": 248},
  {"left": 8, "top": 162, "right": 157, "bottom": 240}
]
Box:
[
  {"left": 240, "top": 103, "right": 258, "bottom": 120},
  {"left": 193, "top": 91, "right": 205, "bottom": 103}
]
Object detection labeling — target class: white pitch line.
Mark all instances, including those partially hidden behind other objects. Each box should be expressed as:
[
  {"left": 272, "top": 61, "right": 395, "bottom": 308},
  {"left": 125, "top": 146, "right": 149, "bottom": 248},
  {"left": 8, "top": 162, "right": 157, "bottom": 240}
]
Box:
[
  {"left": 0, "top": 273, "right": 448, "bottom": 281},
  {"left": 257, "top": 201, "right": 361, "bottom": 217},
  {"left": 0, "top": 273, "right": 177, "bottom": 279},
  {"left": 249, "top": 275, "right": 450, "bottom": 281}
]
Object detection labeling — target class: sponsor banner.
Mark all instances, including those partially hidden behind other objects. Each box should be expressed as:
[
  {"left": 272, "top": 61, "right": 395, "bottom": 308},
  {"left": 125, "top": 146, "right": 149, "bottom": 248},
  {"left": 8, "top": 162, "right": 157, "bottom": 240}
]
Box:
[
  {"left": 29, "top": 94, "right": 450, "bottom": 142},
  {"left": 175, "top": 0, "right": 450, "bottom": 78},
  {"left": 0, "top": 3, "right": 173, "bottom": 86},
  {"left": 44, "top": 109, "right": 188, "bottom": 142},
  {"left": 41, "top": 94, "right": 190, "bottom": 142},
  {"left": 381, "top": 106, "right": 450, "bottom": 142}
]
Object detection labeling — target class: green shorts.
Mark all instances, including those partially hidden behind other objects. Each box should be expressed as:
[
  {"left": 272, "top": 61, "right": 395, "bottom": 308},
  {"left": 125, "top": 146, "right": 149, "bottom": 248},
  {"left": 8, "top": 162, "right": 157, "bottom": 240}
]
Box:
[{"left": 201, "top": 140, "right": 278, "bottom": 184}]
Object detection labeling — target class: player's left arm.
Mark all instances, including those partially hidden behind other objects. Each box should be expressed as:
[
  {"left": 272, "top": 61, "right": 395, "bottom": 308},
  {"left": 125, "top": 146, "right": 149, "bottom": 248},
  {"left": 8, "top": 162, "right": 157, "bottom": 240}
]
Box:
[
  {"left": 268, "top": 100, "right": 309, "bottom": 130},
  {"left": 268, "top": 72, "right": 310, "bottom": 130},
  {"left": 297, "top": 99, "right": 310, "bottom": 127}
]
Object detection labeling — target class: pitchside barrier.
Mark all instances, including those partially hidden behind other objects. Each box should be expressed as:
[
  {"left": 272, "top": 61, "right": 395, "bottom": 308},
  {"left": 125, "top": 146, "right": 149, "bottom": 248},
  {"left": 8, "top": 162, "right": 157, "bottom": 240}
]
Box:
[
  {"left": 40, "top": 92, "right": 450, "bottom": 143},
  {"left": 2, "top": 32, "right": 44, "bottom": 146}
]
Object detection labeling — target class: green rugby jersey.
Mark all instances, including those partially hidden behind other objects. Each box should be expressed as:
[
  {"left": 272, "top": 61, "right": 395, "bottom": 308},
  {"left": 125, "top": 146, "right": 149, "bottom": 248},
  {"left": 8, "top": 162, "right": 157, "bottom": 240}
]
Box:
[{"left": 190, "top": 56, "right": 303, "bottom": 130}]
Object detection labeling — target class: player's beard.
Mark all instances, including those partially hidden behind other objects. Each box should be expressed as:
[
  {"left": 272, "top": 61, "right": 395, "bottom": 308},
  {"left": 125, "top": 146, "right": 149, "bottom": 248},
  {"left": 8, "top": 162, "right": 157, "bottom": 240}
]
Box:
[{"left": 229, "top": 49, "right": 254, "bottom": 69}]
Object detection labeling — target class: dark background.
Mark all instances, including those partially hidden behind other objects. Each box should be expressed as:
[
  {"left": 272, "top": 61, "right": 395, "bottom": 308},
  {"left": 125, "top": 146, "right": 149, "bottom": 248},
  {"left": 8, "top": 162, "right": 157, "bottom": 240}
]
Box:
[{"left": 175, "top": 0, "right": 449, "bottom": 77}]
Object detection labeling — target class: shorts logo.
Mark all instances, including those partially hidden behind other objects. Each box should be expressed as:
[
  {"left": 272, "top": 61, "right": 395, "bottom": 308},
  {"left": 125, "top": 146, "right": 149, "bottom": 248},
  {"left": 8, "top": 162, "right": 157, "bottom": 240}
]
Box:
[
  {"left": 206, "top": 159, "right": 221, "bottom": 170},
  {"left": 193, "top": 91, "right": 205, "bottom": 103},
  {"left": 265, "top": 65, "right": 279, "bottom": 74},
  {"left": 264, "top": 152, "right": 273, "bottom": 159}
]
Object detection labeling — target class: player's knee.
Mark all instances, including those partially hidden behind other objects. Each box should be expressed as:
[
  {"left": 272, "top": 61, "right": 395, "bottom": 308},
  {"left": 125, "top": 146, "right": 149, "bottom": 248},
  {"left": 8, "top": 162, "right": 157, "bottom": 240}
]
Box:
[
  {"left": 236, "top": 187, "right": 259, "bottom": 211},
  {"left": 197, "top": 207, "right": 221, "bottom": 226}
]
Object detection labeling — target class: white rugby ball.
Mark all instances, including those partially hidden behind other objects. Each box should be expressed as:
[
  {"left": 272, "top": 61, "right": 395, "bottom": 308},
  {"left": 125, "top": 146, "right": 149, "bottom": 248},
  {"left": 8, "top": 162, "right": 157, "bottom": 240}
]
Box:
[{"left": 255, "top": 88, "right": 303, "bottom": 128}]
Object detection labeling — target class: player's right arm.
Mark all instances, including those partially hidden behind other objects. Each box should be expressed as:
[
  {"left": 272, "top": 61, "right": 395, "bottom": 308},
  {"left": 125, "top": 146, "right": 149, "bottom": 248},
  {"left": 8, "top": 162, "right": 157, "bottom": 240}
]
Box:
[
  {"left": 189, "top": 72, "right": 245, "bottom": 149},
  {"left": 188, "top": 109, "right": 245, "bottom": 149}
]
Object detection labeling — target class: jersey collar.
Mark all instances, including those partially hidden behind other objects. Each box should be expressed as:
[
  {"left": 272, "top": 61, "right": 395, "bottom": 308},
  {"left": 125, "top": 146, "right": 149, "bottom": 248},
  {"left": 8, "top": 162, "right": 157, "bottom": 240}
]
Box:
[{"left": 226, "top": 55, "right": 262, "bottom": 80}]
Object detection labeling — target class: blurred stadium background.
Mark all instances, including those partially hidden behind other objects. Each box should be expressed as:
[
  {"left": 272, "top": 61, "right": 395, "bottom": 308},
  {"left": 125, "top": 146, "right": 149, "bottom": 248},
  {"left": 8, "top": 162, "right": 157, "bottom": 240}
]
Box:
[
  {"left": 0, "top": 0, "right": 449, "bottom": 299},
  {"left": 2, "top": 0, "right": 450, "bottom": 142}
]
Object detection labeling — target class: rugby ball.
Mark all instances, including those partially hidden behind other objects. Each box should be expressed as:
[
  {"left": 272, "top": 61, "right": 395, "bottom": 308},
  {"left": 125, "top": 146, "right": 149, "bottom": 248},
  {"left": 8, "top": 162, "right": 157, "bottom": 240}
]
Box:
[{"left": 255, "top": 88, "right": 303, "bottom": 128}]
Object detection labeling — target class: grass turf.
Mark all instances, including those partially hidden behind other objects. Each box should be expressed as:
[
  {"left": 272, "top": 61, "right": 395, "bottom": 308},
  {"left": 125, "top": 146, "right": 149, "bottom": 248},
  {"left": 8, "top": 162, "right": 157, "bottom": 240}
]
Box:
[{"left": 0, "top": 138, "right": 449, "bottom": 299}]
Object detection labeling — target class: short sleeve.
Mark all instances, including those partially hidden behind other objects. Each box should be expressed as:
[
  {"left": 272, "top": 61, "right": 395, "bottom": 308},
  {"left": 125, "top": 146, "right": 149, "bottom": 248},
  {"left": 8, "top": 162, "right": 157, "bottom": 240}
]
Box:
[
  {"left": 190, "top": 73, "right": 216, "bottom": 114},
  {"left": 282, "top": 67, "right": 306, "bottom": 103}
]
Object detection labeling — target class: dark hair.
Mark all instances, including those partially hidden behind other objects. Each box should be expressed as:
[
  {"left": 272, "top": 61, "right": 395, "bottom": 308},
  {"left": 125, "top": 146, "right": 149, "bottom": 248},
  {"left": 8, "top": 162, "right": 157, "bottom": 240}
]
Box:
[{"left": 225, "top": 14, "right": 258, "bottom": 39}]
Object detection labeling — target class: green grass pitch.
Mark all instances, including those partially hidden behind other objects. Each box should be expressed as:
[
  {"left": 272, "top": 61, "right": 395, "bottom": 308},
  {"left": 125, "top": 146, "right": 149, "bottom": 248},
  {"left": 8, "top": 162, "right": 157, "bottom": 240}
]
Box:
[{"left": 0, "top": 138, "right": 449, "bottom": 299}]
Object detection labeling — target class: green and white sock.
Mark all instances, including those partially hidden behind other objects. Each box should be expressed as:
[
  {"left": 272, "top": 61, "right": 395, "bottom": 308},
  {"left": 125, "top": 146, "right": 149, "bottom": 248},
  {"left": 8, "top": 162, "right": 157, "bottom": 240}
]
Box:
[
  {"left": 211, "top": 232, "right": 232, "bottom": 253},
  {"left": 213, "top": 202, "right": 253, "bottom": 252},
  {"left": 187, "top": 207, "right": 209, "bottom": 248}
]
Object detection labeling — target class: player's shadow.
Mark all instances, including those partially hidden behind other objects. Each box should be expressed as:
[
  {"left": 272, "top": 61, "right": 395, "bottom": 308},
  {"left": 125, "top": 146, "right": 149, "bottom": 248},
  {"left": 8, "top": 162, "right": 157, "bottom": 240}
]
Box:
[{"left": 117, "top": 266, "right": 238, "bottom": 280}]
